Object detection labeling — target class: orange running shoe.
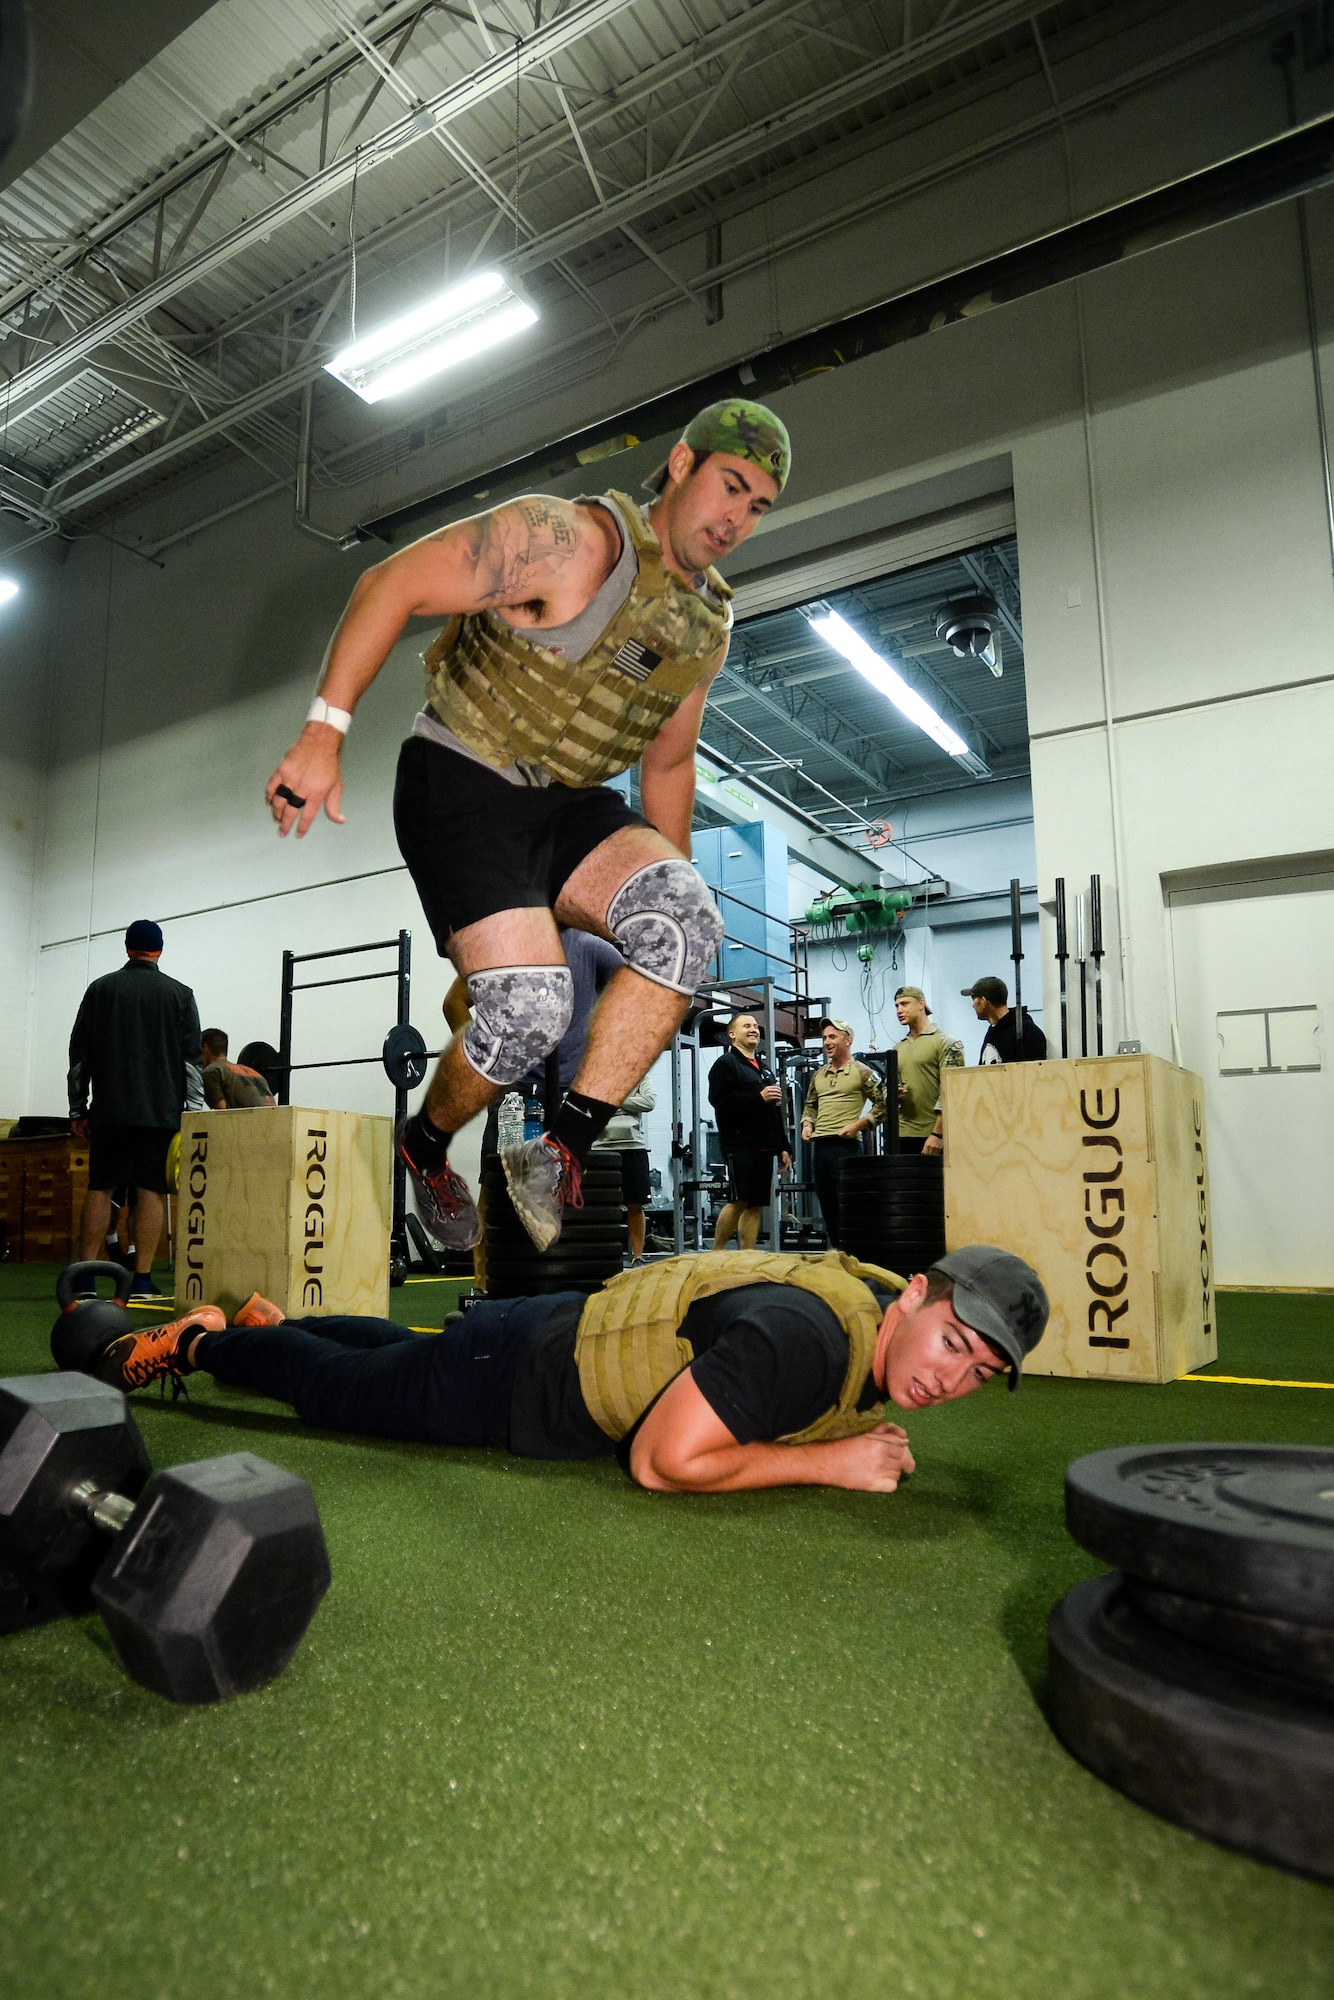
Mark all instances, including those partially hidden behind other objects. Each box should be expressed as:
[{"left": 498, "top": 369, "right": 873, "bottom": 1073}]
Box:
[
  {"left": 234, "top": 1291, "right": 285, "bottom": 1327},
  {"left": 94, "top": 1305, "right": 226, "bottom": 1397}
]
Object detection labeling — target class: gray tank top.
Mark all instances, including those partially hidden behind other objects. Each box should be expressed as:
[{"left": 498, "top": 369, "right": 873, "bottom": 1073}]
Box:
[{"left": 413, "top": 495, "right": 637, "bottom": 787}]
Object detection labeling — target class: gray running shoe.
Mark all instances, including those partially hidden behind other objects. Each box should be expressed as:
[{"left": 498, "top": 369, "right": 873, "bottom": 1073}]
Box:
[
  {"left": 396, "top": 1120, "right": 480, "bottom": 1250},
  {"left": 500, "top": 1135, "right": 583, "bottom": 1252}
]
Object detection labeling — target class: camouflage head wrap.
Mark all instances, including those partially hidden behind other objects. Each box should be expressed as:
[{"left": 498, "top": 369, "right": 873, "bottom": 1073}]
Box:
[{"left": 644, "top": 397, "right": 791, "bottom": 495}]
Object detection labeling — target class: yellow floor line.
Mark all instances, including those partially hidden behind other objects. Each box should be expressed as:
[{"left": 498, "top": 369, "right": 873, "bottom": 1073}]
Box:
[{"left": 1180, "top": 1373, "right": 1334, "bottom": 1390}]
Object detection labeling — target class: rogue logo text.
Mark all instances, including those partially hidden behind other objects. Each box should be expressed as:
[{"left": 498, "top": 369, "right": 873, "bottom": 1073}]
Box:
[
  {"left": 183, "top": 1127, "right": 208, "bottom": 1302},
  {"left": 303, "top": 1129, "right": 327, "bottom": 1308},
  {"left": 1081, "top": 1089, "right": 1131, "bottom": 1349},
  {"left": 1193, "top": 1096, "right": 1212, "bottom": 1341}
]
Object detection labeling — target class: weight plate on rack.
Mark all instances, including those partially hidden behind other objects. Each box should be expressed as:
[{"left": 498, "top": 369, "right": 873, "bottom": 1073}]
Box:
[{"left": 382, "top": 1023, "right": 429, "bottom": 1091}]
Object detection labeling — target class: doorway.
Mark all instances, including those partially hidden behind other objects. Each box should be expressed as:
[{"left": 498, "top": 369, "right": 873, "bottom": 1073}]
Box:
[{"left": 1167, "top": 866, "right": 1333, "bottom": 1287}]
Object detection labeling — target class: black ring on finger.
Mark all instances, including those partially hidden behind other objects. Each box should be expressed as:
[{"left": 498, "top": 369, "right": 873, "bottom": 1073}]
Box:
[{"left": 276, "top": 784, "right": 307, "bottom": 809}]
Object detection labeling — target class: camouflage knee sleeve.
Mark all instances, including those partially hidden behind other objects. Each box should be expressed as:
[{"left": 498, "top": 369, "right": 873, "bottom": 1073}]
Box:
[
  {"left": 605, "top": 859, "right": 724, "bottom": 997},
  {"left": 460, "top": 966, "right": 574, "bottom": 1084}
]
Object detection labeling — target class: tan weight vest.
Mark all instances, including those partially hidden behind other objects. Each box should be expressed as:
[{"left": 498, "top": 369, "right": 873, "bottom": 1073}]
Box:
[
  {"left": 422, "top": 491, "right": 732, "bottom": 789},
  {"left": 574, "top": 1249, "right": 906, "bottom": 1444}
]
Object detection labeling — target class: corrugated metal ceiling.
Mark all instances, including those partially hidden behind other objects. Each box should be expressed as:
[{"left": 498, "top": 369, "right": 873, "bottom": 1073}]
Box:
[{"left": 0, "top": 0, "right": 1132, "bottom": 536}]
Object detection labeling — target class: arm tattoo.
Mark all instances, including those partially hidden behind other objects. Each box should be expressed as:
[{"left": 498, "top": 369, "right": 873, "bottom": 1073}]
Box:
[{"left": 462, "top": 497, "right": 581, "bottom": 610}]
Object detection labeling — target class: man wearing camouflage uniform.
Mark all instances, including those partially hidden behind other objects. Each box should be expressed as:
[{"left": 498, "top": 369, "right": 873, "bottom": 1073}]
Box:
[{"left": 266, "top": 401, "right": 790, "bottom": 1254}]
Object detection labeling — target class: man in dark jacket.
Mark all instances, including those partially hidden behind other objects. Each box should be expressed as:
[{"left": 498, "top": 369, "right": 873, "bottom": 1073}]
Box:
[
  {"left": 68, "top": 920, "right": 203, "bottom": 1297},
  {"left": 707, "top": 1013, "right": 790, "bottom": 1250},
  {"left": 962, "top": 977, "right": 1048, "bottom": 1064}
]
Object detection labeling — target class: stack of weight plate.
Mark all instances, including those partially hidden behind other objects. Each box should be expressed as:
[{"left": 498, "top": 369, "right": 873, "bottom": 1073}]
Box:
[
  {"left": 1047, "top": 1442, "right": 1334, "bottom": 1882},
  {"left": 481, "top": 1152, "right": 626, "bottom": 1299},
  {"left": 835, "top": 1155, "right": 946, "bottom": 1274}
]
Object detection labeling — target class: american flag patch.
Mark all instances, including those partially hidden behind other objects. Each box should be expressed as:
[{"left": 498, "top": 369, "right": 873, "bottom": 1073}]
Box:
[{"left": 609, "top": 637, "right": 663, "bottom": 683}]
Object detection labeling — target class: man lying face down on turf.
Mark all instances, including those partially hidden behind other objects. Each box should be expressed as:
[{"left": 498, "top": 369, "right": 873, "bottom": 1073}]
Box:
[{"left": 88, "top": 1245, "right": 1048, "bottom": 1495}]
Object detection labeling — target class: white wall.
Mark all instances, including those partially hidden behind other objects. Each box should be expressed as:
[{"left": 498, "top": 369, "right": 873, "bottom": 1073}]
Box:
[
  {"left": 19, "top": 508, "right": 469, "bottom": 1154},
  {"left": 1016, "top": 209, "right": 1334, "bottom": 1070}
]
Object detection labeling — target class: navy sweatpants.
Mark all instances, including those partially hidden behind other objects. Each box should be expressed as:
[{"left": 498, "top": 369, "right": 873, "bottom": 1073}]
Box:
[{"left": 201, "top": 1294, "right": 579, "bottom": 1447}]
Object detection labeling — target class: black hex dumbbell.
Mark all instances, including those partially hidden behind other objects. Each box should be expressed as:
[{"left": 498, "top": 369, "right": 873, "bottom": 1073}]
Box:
[{"left": 0, "top": 1373, "right": 331, "bottom": 1703}]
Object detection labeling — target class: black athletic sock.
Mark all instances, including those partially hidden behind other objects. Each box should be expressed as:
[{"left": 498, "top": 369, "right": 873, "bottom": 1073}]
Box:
[
  {"left": 548, "top": 1089, "right": 618, "bottom": 1165},
  {"left": 400, "top": 1107, "right": 453, "bottom": 1173}
]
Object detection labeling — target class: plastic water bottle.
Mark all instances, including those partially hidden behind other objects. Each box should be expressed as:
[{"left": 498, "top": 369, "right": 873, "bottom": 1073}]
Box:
[
  {"left": 497, "top": 1091, "right": 524, "bottom": 1151},
  {"left": 523, "top": 1093, "right": 545, "bottom": 1141}
]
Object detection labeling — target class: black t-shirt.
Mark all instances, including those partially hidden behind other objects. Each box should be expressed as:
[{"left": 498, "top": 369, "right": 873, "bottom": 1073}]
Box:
[
  {"left": 979, "top": 1007, "right": 1047, "bottom": 1064},
  {"left": 507, "top": 1281, "right": 887, "bottom": 1464}
]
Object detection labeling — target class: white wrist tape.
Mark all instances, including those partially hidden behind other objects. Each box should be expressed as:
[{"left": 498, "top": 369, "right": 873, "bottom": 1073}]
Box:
[{"left": 307, "top": 696, "right": 352, "bottom": 735}]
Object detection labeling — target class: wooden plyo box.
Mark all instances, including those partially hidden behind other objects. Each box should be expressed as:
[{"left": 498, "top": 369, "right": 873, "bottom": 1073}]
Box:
[
  {"left": 176, "top": 1107, "right": 392, "bottom": 1321},
  {"left": 941, "top": 1054, "right": 1215, "bottom": 1383}
]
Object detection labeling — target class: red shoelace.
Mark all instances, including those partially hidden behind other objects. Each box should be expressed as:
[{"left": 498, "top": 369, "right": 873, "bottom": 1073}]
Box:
[{"left": 547, "top": 1138, "right": 584, "bottom": 1211}]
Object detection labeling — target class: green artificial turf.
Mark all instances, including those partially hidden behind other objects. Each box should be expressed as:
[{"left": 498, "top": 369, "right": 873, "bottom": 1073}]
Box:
[
  {"left": 1198, "top": 1287, "right": 1334, "bottom": 1383},
  {"left": 1, "top": 1264, "right": 1332, "bottom": 2000}
]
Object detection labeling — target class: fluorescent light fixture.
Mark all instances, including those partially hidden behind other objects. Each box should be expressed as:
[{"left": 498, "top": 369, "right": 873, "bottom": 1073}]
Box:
[
  {"left": 807, "top": 607, "right": 987, "bottom": 771},
  {"left": 0, "top": 579, "right": 18, "bottom": 607},
  {"left": 325, "top": 270, "right": 538, "bottom": 404}
]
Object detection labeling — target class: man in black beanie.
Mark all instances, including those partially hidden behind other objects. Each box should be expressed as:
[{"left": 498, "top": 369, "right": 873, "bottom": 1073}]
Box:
[{"left": 68, "top": 920, "right": 203, "bottom": 1298}]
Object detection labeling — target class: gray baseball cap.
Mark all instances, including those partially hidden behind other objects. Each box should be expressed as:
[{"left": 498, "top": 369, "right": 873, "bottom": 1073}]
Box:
[{"left": 931, "top": 1246, "right": 1049, "bottom": 1391}]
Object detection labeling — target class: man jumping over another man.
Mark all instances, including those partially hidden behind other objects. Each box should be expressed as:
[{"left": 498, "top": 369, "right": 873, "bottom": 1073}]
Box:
[{"left": 265, "top": 400, "right": 791, "bottom": 1256}]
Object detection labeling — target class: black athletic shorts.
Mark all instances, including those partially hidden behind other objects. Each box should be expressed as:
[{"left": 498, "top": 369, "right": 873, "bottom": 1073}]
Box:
[
  {"left": 613, "top": 1148, "right": 651, "bottom": 1206},
  {"left": 393, "top": 736, "right": 646, "bottom": 951},
  {"left": 725, "top": 1145, "right": 776, "bottom": 1208},
  {"left": 87, "top": 1124, "right": 176, "bottom": 1193}
]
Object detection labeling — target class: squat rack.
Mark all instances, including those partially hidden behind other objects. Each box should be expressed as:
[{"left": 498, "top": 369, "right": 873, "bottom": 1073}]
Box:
[
  {"left": 276, "top": 931, "right": 417, "bottom": 1276},
  {"left": 668, "top": 879, "right": 914, "bottom": 1251},
  {"left": 669, "top": 886, "right": 828, "bottom": 1253}
]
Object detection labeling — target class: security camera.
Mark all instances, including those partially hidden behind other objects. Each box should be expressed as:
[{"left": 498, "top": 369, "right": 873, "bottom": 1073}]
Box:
[{"left": 935, "top": 592, "right": 1002, "bottom": 676}]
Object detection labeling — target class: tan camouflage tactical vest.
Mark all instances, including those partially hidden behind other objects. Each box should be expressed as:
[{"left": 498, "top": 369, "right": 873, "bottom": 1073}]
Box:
[
  {"left": 574, "top": 1249, "right": 906, "bottom": 1444},
  {"left": 422, "top": 491, "right": 732, "bottom": 789}
]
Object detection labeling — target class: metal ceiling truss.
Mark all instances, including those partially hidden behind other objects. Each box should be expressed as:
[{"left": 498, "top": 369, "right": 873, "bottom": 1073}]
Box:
[
  {"left": 715, "top": 660, "right": 910, "bottom": 795},
  {"left": 0, "top": 0, "right": 1105, "bottom": 538},
  {"left": 205, "top": 1, "right": 1322, "bottom": 542},
  {"left": 355, "top": 0, "right": 1315, "bottom": 542},
  {"left": 0, "top": 0, "right": 1307, "bottom": 547}
]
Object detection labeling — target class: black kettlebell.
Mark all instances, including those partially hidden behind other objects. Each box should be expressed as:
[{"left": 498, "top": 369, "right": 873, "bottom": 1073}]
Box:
[{"left": 51, "top": 1262, "right": 133, "bottom": 1374}]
